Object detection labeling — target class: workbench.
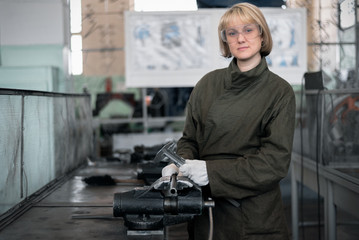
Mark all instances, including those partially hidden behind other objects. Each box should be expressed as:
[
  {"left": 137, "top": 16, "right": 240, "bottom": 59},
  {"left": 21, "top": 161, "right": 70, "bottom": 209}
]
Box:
[{"left": 0, "top": 161, "right": 187, "bottom": 240}]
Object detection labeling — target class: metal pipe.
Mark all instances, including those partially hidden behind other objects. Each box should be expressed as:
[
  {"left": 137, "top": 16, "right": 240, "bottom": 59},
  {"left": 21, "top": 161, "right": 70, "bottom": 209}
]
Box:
[
  {"left": 326, "top": 181, "right": 336, "bottom": 240},
  {"left": 208, "top": 206, "right": 213, "bottom": 240},
  {"left": 169, "top": 174, "right": 177, "bottom": 195},
  {"left": 291, "top": 164, "right": 299, "bottom": 240}
]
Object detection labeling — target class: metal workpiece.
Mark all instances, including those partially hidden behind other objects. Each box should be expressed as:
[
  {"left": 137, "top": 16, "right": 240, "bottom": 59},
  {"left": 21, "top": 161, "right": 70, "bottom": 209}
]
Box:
[
  {"left": 169, "top": 174, "right": 178, "bottom": 195},
  {"left": 136, "top": 141, "right": 185, "bottom": 186},
  {"left": 153, "top": 141, "right": 186, "bottom": 167},
  {"left": 113, "top": 174, "right": 214, "bottom": 231}
]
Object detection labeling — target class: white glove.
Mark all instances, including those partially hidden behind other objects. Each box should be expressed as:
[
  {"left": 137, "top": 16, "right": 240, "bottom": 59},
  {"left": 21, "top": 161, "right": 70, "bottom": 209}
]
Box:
[
  {"left": 161, "top": 163, "right": 179, "bottom": 177},
  {"left": 179, "top": 160, "right": 209, "bottom": 186}
]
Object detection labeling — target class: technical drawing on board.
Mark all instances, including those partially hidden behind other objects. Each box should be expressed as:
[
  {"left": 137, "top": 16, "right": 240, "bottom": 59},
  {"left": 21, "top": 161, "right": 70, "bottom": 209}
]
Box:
[
  {"left": 132, "top": 14, "right": 211, "bottom": 71},
  {"left": 125, "top": 8, "right": 306, "bottom": 87}
]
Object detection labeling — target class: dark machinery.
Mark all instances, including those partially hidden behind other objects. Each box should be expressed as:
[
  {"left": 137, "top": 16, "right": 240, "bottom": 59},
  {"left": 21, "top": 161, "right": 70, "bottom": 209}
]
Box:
[
  {"left": 113, "top": 142, "right": 215, "bottom": 237},
  {"left": 113, "top": 174, "right": 214, "bottom": 235}
]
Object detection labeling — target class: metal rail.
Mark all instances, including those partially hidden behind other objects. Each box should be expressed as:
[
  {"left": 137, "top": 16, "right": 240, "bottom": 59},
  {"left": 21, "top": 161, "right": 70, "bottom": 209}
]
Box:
[{"left": 291, "top": 153, "right": 359, "bottom": 240}]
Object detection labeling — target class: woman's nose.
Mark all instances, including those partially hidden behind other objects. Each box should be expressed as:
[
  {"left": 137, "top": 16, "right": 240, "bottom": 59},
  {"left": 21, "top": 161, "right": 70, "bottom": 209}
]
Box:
[{"left": 237, "top": 32, "right": 246, "bottom": 42}]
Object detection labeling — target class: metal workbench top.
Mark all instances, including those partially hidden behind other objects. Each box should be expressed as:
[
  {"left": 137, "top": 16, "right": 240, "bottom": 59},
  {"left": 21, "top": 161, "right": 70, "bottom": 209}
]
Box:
[{"left": 0, "top": 161, "right": 187, "bottom": 240}]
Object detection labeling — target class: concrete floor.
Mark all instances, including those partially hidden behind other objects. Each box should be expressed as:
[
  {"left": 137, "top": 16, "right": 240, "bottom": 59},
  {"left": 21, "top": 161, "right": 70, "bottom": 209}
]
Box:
[{"left": 0, "top": 161, "right": 358, "bottom": 240}]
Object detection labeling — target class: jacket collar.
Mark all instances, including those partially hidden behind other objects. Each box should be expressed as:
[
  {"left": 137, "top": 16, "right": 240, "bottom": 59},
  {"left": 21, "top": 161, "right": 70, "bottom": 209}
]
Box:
[{"left": 224, "top": 57, "right": 268, "bottom": 90}]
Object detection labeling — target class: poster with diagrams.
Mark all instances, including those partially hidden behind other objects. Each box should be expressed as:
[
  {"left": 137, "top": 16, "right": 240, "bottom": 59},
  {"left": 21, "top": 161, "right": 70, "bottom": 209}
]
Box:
[
  {"left": 264, "top": 8, "right": 306, "bottom": 82},
  {"left": 125, "top": 8, "right": 306, "bottom": 87}
]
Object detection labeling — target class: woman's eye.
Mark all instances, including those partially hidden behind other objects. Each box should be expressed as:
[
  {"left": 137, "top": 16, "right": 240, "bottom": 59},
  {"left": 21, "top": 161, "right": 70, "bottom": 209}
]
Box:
[{"left": 227, "top": 31, "right": 237, "bottom": 36}]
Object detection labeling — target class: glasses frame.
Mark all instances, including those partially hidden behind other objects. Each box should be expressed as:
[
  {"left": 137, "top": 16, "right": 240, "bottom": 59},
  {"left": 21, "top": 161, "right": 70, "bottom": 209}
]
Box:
[{"left": 220, "top": 23, "right": 262, "bottom": 43}]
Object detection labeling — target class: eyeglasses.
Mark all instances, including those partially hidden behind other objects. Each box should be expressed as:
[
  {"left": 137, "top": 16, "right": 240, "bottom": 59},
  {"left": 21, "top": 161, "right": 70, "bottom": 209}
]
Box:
[{"left": 220, "top": 24, "right": 262, "bottom": 43}]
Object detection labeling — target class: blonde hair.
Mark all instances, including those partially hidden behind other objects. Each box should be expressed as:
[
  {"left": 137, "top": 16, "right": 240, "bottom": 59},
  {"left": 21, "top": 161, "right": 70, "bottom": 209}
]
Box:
[{"left": 218, "top": 3, "right": 273, "bottom": 58}]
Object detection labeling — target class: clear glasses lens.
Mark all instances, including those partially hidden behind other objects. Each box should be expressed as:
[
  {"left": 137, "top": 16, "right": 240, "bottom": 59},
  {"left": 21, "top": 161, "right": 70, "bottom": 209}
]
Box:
[{"left": 221, "top": 24, "right": 261, "bottom": 43}]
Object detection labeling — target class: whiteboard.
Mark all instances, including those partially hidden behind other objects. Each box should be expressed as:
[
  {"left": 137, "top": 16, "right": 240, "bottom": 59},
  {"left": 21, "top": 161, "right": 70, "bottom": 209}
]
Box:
[{"left": 125, "top": 8, "right": 306, "bottom": 87}]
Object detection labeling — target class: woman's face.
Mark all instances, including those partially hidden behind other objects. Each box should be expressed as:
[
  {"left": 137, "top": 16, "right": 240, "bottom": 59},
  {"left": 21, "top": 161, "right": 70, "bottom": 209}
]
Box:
[{"left": 224, "top": 18, "right": 263, "bottom": 68}]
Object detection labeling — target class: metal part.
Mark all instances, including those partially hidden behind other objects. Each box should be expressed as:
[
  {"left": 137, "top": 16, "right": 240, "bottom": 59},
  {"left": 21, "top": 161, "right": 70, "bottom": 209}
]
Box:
[
  {"left": 113, "top": 174, "right": 214, "bottom": 233},
  {"left": 136, "top": 141, "right": 185, "bottom": 185},
  {"left": 153, "top": 141, "right": 186, "bottom": 167},
  {"left": 169, "top": 174, "right": 178, "bottom": 196}
]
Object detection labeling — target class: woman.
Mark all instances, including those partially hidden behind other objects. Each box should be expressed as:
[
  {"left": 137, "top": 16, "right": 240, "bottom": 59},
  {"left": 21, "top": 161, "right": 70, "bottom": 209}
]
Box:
[{"left": 162, "top": 3, "right": 295, "bottom": 239}]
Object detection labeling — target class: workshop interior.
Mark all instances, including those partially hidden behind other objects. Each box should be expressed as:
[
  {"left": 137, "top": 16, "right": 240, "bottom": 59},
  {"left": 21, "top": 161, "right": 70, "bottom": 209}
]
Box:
[{"left": 0, "top": 0, "right": 359, "bottom": 239}]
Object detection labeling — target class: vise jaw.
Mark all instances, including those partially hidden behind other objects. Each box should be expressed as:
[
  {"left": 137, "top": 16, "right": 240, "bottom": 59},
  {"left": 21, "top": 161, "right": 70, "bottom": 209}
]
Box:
[{"left": 113, "top": 174, "right": 214, "bottom": 232}]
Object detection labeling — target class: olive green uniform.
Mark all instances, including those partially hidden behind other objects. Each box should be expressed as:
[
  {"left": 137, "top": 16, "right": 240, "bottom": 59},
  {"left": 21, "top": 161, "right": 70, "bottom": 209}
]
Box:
[{"left": 177, "top": 57, "right": 296, "bottom": 240}]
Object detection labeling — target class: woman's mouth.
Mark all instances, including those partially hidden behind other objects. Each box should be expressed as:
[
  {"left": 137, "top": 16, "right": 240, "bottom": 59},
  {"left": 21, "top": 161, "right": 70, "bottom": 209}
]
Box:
[{"left": 238, "top": 46, "right": 249, "bottom": 51}]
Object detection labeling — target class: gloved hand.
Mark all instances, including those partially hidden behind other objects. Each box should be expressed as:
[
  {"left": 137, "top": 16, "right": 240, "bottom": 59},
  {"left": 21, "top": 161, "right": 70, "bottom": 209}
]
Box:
[
  {"left": 179, "top": 160, "right": 209, "bottom": 186},
  {"left": 161, "top": 163, "right": 179, "bottom": 177}
]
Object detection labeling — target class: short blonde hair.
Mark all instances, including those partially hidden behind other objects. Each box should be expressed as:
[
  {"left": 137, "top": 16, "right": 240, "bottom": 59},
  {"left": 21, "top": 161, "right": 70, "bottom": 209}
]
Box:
[{"left": 218, "top": 3, "right": 273, "bottom": 58}]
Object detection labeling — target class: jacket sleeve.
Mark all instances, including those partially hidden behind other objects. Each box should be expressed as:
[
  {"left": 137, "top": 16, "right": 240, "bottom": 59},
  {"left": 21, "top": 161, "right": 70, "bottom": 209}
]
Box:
[
  {"left": 176, "top": 100, "right": 200, "bottom": 160},
  {"left": 206, "top": 91, "right": 296, "bottom": 200}
]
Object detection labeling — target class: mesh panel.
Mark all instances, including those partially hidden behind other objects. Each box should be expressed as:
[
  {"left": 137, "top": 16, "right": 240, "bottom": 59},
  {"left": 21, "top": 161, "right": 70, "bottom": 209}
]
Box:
[
  {"left": 293, "top": 90, "right": 359, "bottom": 168},
  {"left": 23, "top": 96, "right": 54, "bottom": 196},
  {"left": 322, "top": 92, "right": 359, "bottom": 166},
  {"left": 0, "top": 95, "right": 22, "bottom": 214},
  {"left": 0, "top": 90, "right": 93, "bottom": 215}
]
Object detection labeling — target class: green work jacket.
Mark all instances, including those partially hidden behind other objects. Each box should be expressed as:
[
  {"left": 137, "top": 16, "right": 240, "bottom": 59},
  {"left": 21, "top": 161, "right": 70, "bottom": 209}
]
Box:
[{"left": 177, "top": 57, "right": 296, "bottom": 240}]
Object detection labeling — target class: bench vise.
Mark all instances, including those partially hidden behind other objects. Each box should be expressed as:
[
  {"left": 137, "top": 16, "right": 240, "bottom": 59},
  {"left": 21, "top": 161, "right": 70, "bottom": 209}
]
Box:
[{"left": 113, "top": 174, "right": 214, "bottom": 233}]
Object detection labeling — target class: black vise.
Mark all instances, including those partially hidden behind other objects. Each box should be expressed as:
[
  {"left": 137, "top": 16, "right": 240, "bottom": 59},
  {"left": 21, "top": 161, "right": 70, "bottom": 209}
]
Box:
[{"left": 113, "top": 174, "right": 214, "bottom": 231}]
